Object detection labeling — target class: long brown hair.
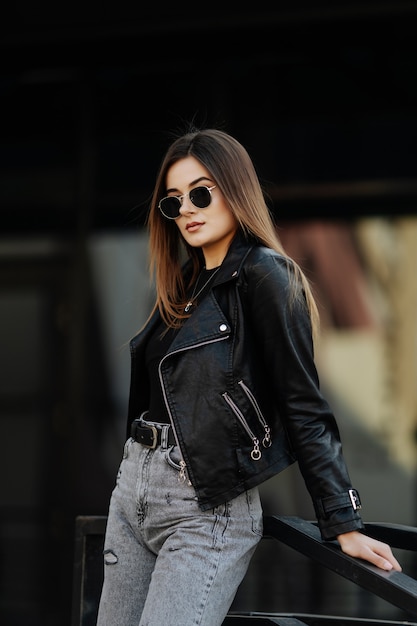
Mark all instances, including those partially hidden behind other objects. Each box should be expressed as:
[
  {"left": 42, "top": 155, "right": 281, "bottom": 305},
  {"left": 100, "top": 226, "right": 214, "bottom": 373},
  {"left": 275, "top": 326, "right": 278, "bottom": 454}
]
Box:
[{"left": 146, "top": 127, "right": 319, "bottom": 337}]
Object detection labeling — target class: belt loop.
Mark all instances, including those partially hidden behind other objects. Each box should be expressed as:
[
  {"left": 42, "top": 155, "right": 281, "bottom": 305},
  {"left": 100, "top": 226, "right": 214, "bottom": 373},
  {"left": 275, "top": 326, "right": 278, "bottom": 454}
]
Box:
[{"left": 161, "top": 424, "right": 170, "bottom": 448}]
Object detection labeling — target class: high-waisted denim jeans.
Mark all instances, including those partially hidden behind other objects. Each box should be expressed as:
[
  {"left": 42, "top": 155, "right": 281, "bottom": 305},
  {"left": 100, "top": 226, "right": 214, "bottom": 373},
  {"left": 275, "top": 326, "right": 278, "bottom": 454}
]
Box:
[{"left": 96, "top": 436, "right": 263, "bottom": 626}]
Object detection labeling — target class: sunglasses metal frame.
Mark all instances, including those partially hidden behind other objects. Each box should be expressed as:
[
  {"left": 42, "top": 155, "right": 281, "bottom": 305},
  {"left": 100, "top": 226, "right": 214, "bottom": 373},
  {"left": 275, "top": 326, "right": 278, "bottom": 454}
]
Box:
[{"left": 158, "top": 185, "right": 217, "bottom": 220}]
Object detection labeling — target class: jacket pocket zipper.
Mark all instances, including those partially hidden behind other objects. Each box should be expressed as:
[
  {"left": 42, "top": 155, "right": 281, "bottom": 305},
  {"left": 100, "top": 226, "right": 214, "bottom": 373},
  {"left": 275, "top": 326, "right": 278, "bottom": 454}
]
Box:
[
  {"left": 222, "top": 391, "right": 262, "bottom": 461},
  {"left": 237, "top": 380, "right": 272, "bottom": 449}
]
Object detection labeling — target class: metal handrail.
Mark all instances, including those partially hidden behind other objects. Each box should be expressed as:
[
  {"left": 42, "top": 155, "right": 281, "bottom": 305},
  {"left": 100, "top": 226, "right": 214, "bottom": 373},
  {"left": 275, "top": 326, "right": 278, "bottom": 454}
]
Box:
[{"left": 262, "top": 516, "right": 417, "bottom": 620}]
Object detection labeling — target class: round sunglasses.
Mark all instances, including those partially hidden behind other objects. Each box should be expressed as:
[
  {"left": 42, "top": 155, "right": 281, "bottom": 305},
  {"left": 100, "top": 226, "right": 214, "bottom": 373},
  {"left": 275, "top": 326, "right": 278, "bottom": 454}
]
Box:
[{"left": 158, "top": 185, "right": 217, "bottom": 220}]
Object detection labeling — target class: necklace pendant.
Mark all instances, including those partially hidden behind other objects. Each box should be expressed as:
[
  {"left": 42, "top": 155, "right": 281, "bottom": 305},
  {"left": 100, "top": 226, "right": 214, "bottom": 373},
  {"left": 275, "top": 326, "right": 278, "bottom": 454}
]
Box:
[{"left": 184, "top": 266, "right": 221, "bottom": 314}]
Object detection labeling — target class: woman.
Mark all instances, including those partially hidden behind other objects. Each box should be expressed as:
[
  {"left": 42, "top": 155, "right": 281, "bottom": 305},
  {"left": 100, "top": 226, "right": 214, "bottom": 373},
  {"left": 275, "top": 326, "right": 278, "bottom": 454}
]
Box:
[{"left": 97, "top": 127, "right": 401, "bottom": 626}]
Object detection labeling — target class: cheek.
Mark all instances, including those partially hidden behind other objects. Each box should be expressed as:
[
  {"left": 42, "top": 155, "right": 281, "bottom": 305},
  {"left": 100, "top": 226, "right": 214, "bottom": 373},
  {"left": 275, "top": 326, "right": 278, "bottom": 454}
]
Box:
[
  {"left": 175, "top": 219, "right": 187, "bottom": 234},
  {"left": 222, "top": 211, "right": 238, "bottom": 232}
]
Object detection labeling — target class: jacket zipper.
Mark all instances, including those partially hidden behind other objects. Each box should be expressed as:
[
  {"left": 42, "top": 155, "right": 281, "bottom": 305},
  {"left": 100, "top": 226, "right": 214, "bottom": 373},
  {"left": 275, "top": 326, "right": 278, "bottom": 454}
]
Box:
[
  {"left": 222, "top": 392, "right": 262, "bottom": 460},
  {"left": 158, "top": 335, "right": 229, "bottom": 483},
  {"left": 222, "top": 381, "right": 272, "bottom": 461},
  {"left": 238, "top": 380, "right": 272, "bottom": 448}
]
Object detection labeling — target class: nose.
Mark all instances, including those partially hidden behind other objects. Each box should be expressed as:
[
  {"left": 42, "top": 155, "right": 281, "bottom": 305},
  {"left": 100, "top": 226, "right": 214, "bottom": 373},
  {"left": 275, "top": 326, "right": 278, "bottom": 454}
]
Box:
[{"left": 179, "top": 195, "right": 196, "bottom": 216}]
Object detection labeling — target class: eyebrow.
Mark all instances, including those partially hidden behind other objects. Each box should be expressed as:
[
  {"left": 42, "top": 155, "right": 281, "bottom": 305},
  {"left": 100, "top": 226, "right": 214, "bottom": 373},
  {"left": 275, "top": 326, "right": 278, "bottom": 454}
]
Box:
[{"left": 166, "top": 176, "right": 213, "bottom": 194}]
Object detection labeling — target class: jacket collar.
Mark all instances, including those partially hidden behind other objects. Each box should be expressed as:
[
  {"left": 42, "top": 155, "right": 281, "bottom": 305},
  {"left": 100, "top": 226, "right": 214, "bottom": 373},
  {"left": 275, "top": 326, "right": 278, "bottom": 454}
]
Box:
[
  {"left": 130, "top": 232, "right": 256, "bottom": 350},
  {"left": 185, "top": 230, "right": 255, "bottom": 288}
]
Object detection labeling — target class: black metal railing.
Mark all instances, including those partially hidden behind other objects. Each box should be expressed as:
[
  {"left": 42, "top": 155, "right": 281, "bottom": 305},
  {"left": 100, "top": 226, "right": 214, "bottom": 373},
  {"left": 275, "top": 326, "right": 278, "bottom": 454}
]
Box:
[{"left": 71, "top": 515, "right": 417, "bottom": 626}]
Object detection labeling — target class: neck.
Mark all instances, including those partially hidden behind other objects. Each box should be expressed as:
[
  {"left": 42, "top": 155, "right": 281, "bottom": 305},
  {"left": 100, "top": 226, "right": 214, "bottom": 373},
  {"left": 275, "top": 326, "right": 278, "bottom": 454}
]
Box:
[
  {"left": 201, "top": 231, "right": 237, "bottom": 269},
  {"left": 203, "top": 253, "right": 226, "bottom": 270}
]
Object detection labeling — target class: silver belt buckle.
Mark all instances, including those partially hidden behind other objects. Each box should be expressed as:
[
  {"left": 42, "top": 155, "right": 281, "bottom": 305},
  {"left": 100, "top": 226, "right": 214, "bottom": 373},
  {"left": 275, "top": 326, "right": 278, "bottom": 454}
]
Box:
[{"left": 144, "top": 424, "right": 158, "bottom": 449}]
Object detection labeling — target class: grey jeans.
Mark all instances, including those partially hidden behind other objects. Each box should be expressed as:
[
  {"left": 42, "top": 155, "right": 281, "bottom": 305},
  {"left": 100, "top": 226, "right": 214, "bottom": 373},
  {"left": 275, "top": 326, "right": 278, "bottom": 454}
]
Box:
[{"left": 96, "top": 436, "right": 263, "bottom": 626}]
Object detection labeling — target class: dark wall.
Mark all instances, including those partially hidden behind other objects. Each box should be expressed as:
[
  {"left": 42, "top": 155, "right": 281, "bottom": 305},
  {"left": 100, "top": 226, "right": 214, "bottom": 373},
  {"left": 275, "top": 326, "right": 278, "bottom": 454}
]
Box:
[{"left": 2, "top": 2, "right": 417, "bottom": 235}]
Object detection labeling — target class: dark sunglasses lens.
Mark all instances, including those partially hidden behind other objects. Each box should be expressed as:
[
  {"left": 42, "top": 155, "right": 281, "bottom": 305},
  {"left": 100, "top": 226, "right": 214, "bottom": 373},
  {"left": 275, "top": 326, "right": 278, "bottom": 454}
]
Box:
[
  {"left": 189, "top": 186, "right": 212, "bottom": 208},
  {"left": 159, "top": 196, "right": 181, "bottom": 219}
]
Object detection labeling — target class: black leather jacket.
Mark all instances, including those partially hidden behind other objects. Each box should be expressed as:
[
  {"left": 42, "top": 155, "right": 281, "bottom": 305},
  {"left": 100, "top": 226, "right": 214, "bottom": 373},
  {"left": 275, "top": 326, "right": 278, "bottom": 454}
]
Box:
[{"left": 127, "top": 233, "right": 364, "bottom": 540}]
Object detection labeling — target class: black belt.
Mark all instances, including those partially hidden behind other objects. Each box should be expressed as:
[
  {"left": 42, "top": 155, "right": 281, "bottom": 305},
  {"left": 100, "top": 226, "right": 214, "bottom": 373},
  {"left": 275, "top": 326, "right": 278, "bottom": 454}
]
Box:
[{"left": 130, "top": 418, "right": 176, "bottom": 449}]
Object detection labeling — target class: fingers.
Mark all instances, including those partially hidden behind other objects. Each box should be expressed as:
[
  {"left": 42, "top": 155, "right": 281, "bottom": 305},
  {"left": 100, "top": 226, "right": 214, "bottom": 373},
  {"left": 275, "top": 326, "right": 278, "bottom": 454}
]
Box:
[
  {"left": 336, "top": 531, "right": 402, "bottom": 572},
  {"left": 368, "top": 541, "right": 402, "bottom": 572},
  {"left": 364, "top": 545, "right": 402, "bottom": 572}
]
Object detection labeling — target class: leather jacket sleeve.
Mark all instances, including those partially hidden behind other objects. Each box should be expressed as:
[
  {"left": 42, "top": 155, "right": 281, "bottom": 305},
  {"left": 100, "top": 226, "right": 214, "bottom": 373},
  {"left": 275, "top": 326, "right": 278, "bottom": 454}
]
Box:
[{"left": 240, "top": 248, "right": 364, "bottom": 539}]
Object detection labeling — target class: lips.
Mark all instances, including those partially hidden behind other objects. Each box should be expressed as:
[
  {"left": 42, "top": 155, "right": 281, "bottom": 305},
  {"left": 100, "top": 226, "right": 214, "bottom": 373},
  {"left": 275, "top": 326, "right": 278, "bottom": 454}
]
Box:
[{"left": 186, "top": 221, "right": 204, "bottom": 231}]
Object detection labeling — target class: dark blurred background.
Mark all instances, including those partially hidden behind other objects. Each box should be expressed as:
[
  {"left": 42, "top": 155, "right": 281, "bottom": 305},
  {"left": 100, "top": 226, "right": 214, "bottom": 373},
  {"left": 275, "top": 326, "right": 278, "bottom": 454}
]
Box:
[{"left": 1, "top": 2, "right": 417, "bottom": 624}]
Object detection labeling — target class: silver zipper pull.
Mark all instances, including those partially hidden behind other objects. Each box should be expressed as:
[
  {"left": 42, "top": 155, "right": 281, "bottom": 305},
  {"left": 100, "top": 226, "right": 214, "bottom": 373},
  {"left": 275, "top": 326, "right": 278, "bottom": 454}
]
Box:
[
  {"left": 250, "top": 438, "right": 261, "bottom": 461},
  {"left": 262, "top": 426, "right": 272, "bottom": 448}
]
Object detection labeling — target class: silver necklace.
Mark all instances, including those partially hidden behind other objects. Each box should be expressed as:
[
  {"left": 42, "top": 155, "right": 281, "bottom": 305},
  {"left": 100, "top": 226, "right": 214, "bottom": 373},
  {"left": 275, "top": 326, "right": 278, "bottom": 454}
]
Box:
[{"left": 184, "top": 266, "right": 221, "bottom": 312}]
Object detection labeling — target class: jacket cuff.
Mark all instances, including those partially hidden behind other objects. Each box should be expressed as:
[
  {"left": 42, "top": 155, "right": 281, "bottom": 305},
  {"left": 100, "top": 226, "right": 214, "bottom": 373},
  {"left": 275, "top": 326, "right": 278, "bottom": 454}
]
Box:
[
  {"left": 317, "top": 489, "right": 362, "bottom": 518},
  {"left": 319, "top": 517, "right": 365, "bottom": 541}
]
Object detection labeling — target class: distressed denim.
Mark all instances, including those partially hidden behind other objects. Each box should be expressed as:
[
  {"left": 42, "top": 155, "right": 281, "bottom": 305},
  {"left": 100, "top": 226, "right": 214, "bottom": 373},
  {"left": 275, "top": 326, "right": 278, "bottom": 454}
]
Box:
[{"left": 96, "top": 437, "right": 263, "bottom": 626}]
